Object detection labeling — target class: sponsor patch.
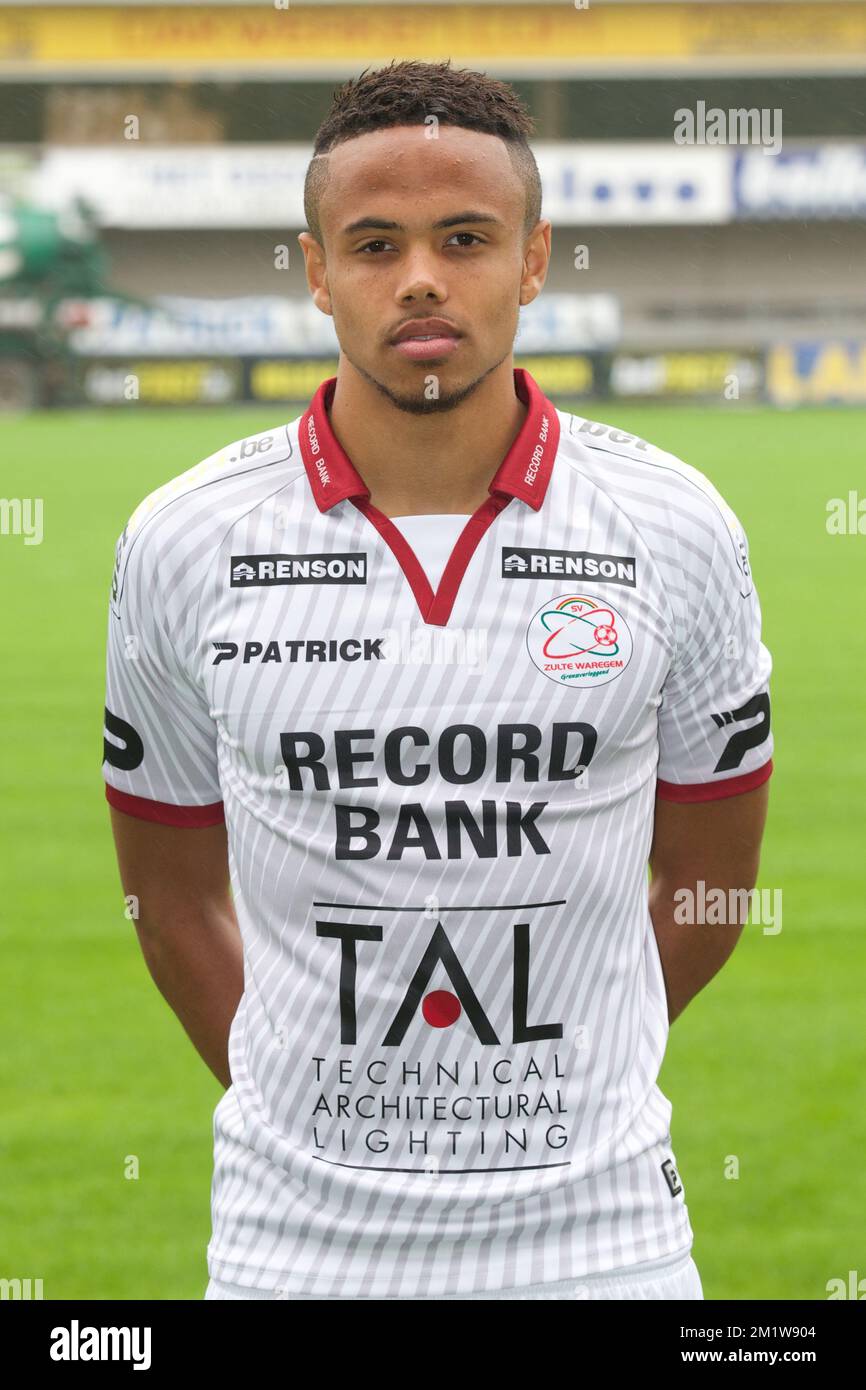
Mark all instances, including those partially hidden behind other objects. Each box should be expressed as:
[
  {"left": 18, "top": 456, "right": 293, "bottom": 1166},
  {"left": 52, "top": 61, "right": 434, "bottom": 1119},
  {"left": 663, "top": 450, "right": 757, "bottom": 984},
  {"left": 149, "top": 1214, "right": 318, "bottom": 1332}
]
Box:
[
  {"left": 718, "top": 503, "right": 754, "bottom": 598},
  {"left": 230, "top": 553, "right": 367, "bottom": 586},
  {"left": 526, "top": 592, "right": 633, "bottom": 687},
  {"left": 212, "top": 637, "right": 384, "bottom": 664},
  {"left": 661, "top": 1158, "right": 683, "bottom": 1197},
  {"left": 503, "top": 547, "right": 636, "bottom": 587},
  {"left": 109, "top": 524, "right": 129, "bottom": 615}
]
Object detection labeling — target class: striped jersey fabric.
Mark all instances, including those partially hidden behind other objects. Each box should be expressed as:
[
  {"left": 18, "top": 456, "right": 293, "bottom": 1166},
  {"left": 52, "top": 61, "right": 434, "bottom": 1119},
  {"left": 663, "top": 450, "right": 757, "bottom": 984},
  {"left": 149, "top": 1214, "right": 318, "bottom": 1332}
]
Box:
[{"left": 102, "top": 368, "right": 773, "bottom": 1298}]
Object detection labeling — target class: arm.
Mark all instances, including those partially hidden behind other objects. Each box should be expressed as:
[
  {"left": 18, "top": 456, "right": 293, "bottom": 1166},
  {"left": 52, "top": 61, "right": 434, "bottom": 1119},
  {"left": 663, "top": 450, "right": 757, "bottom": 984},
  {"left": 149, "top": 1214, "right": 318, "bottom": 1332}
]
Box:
[
  {"left": 104, "top": 490, "right": 243, "bottom": 1088},
  {"left": 648, "top": 780, "right": 770, "bottom": 1024},
  {"left": 650, "top": 465, "right": 774, "bottom": 1022},
  {"left": 108, "top": 806, "right": 243, "bottom": 1089}
]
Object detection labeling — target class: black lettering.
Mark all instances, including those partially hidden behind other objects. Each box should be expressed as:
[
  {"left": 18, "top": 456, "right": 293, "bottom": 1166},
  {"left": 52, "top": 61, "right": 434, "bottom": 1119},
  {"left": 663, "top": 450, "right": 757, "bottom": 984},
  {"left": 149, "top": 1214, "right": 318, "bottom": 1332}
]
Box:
[
  {"left": 103, "top": 707, "right": 144, "bottom": 772},
  {"left": 334, "top": 729, "right": 376, "bottom": 788},
  {"left": 382, "top": 923, "right": 498, "bottom": 1046},
  {"left": 506, "top": 802, "right": 550, "bottom": 855},
  {"left": 445, "top": 800, "right": 498, "bottom": 859},
  {"left": 334, "top": 803, "right": 380, "bottom": 859},
  {"left": 387, "top": 804, "right": 441, "bottom": 860},
  {"left": 280, "top": 731, "right": 330, "bottom": 790},
  {"left": 438, "top": 724, "right": 486, "bottom": 784},
  {"left": 383, "top": 727, "right": 429, "bottom": 786},
  {"left": 316, "top": 922, "right": 382, "bottom": 1044},
  {"left": 549, "top": 722, "right": 597, "bottom": 778},
  {"left": 712, "top": 692, "right": 771, "bottom": 772},
  {"left": 512, "top": 922, "right": 563, "bottom": 1042},
  {"left": 496, "top": 724, "right": 542, "bottom": 781}
]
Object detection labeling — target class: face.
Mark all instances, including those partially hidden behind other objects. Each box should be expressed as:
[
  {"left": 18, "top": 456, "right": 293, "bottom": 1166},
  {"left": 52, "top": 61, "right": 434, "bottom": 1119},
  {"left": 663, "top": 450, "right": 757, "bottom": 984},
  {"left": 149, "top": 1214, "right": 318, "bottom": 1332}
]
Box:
[{"left": 298, "top": 124, "right": 550, "bottom": 414}]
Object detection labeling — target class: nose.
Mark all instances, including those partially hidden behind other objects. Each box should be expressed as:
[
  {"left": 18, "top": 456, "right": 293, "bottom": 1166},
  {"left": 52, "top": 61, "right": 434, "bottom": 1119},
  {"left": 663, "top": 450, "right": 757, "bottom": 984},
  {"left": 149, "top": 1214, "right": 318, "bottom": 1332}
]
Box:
[{"left": 394, "top": 245, "right": 448, "bottom": 303}]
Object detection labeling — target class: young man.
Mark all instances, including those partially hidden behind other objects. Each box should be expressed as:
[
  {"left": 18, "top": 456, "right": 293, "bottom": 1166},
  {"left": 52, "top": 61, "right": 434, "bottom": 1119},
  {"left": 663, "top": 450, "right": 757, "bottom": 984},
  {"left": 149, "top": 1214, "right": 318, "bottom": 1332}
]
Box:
[{"left": 103, "top": 61, "right": 773, "bottom": 1301}]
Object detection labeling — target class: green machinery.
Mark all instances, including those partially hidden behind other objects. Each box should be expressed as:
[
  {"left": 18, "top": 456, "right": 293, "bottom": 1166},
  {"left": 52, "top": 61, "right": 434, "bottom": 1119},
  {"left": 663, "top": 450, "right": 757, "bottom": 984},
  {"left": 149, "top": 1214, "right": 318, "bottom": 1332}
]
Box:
[{"left": 0, "top": 195, "right": 116, "bottom": 409}]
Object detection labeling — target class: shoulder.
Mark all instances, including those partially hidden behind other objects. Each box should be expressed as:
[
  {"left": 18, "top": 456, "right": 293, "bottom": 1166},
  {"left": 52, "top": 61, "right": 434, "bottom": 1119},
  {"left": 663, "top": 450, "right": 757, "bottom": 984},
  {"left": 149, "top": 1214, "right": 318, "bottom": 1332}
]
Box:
[
  {"left": 110, "top": 419, "right": 305, "bottom": 614},
  {"left": 556, "top": 409, "right": 753, "bottom": 597}
]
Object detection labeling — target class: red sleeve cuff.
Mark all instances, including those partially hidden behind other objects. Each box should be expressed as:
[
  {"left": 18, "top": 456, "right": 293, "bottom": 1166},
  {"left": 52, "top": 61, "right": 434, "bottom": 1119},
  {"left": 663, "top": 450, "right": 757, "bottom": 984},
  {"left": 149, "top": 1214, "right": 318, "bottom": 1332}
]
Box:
[
  {"left": 105, "top": 782, "right": 225, "bottom": 827},
  {"left": 656, "top": 758, "right": 773, "bottom": 804}
]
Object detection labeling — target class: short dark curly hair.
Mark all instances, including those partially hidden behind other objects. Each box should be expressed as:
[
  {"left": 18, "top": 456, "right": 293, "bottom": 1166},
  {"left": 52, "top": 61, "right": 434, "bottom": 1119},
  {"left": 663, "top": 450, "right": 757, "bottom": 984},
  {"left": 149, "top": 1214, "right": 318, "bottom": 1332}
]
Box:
[{"left": 303, "top": 59, "right": 542, "bottom": 244}]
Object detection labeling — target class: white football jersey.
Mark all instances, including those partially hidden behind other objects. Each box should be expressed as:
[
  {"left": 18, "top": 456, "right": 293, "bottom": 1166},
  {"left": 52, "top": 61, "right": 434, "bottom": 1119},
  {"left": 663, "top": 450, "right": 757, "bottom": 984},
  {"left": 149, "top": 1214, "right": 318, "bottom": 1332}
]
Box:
[{"left": 103, "top": 369, "right": 773, "bottom": 1297}]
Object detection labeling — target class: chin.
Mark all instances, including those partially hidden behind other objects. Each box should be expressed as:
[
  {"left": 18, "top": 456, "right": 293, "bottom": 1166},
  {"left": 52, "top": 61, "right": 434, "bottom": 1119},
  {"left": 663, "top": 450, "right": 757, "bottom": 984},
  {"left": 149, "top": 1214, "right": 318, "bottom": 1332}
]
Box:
[
  {"left": 385, "top": 386, "right": 469, "bottom": 416},
  {"left": 364, "top": 360, "right": 473, "bottom": 414}
]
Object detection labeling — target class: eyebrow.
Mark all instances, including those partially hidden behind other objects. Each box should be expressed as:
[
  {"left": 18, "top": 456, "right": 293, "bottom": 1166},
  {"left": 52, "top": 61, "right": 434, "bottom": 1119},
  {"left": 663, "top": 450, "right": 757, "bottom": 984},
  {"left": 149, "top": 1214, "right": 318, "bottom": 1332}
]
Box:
[{"left": 340, "top": 211, "right": 503, "bottom": 236}]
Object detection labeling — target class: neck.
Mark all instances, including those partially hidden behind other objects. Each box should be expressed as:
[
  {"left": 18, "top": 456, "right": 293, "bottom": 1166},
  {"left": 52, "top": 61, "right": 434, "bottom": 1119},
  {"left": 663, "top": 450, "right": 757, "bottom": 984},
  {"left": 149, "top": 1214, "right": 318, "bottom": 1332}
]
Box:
[{"left": 326, "top": 355, "right": 527, "bottom": 518}]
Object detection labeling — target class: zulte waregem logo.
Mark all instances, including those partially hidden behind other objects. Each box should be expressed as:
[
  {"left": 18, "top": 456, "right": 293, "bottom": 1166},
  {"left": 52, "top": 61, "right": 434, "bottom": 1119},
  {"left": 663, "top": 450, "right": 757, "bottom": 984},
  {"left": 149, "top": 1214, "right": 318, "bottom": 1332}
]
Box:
[{"left": 527, "top": 593, "right": 633, "bottom": 687}]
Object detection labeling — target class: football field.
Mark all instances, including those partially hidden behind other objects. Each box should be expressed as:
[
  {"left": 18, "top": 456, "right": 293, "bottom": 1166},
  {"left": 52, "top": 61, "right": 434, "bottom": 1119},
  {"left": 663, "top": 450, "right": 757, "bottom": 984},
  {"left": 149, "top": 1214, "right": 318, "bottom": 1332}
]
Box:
[{"left": 1, "top": 401, "right": 863, "bottom": 1300}]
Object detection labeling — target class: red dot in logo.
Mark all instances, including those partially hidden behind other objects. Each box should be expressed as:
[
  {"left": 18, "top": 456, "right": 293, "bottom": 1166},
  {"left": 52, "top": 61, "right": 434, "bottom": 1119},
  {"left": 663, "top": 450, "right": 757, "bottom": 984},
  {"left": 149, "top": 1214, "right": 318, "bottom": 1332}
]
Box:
[{"left": 422, "top": 991, "right": 461, "bottom": 1028}]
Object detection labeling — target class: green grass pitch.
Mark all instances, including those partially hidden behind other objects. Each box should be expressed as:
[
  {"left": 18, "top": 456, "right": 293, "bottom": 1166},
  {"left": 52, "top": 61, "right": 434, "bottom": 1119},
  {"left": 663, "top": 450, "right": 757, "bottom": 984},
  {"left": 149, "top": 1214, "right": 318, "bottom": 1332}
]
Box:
[{"left": 0, "top": 400, "right": 862, "bottom": 1300}]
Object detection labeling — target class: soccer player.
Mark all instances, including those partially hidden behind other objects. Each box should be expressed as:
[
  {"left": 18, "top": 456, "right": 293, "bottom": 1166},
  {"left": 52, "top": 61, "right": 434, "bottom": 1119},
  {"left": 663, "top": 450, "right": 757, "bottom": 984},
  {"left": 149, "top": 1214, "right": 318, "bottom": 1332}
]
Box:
[{"left": 103, "top": 61, "right": 773, "bottom": 1301}]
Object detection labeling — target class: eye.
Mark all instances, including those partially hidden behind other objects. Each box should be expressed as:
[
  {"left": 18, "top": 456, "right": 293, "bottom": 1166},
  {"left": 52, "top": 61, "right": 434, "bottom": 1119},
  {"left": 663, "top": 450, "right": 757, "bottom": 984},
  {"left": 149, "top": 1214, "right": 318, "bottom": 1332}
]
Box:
[
  {"left": 357, "top": 239, "right": 395, "bottom": 254},
  {"left": 445, "top": 232, "right": 484, "bottom": 247}
]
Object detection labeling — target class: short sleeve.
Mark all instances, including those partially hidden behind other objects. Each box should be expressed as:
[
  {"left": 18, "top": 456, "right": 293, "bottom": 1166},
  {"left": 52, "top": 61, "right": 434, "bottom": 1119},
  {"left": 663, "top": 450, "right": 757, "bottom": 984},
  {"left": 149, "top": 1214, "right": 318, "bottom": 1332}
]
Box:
[
  {"left": 656, "top": 498, "right": 773, "bottom": 802},
  {"left": 103, "top": 516, "right": 225, "bottom": 826}
]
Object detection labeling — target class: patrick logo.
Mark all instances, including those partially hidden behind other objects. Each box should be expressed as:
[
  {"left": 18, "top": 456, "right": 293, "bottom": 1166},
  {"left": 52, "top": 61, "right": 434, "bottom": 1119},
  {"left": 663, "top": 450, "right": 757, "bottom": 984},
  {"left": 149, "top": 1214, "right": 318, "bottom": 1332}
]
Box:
[{"left": 527, "top": 593, "right": 633, "bottom": 687}]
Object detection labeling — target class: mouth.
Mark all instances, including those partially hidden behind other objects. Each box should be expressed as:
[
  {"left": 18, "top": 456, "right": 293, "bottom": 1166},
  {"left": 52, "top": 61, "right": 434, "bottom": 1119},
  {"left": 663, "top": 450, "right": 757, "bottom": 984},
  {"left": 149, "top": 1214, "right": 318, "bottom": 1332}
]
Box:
[
  {"left": 389, "top": 318, "right": 464, "bottom": 361},
  {"left": 390, "top": 324, "right": 463, "bottom": 362}
]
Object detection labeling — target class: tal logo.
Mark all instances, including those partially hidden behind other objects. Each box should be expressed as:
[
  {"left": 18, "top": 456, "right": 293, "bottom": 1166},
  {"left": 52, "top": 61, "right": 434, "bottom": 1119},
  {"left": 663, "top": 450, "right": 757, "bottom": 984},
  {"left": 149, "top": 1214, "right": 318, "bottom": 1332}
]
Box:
[{"left": 317, "top": 919, "right": 563, "bottom": 1046}]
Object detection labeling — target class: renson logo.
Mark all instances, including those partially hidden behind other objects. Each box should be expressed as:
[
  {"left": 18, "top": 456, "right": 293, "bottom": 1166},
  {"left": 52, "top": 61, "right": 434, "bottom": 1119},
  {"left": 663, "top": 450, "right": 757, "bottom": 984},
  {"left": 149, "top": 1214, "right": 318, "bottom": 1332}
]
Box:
[
  {"left": 230, "top": 553, "right": 367, "bottom": 586},
  {"left": 502, "top": 547, "right": 636, "bottom": 587}
]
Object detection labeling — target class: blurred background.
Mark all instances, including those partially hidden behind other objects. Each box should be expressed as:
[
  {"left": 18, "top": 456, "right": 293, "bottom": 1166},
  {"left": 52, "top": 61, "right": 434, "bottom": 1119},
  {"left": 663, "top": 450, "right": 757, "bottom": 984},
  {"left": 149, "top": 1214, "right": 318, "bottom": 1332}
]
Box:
[
  {"left": 1, "top": 0, "right": 865, "bottom": 410},
  {"left": 2, "top": 0, "right": 865, "bottom": 1303}
]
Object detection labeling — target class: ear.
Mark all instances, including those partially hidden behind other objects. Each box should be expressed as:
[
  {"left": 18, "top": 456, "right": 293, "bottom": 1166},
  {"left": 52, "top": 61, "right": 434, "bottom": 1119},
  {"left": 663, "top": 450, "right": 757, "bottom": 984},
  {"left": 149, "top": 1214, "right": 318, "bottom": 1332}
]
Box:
[
  {"left": 297, "top": 231, "right": 332, "bottom": 317},
  {"left": 519, "top": 218, "right": 552, "bottom": 307}
]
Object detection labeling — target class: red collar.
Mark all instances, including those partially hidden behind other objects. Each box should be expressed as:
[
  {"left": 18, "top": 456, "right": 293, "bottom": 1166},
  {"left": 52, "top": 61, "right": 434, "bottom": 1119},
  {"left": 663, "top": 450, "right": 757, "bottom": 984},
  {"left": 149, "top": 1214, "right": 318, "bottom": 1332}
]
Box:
[{"left": 298, "top": 367, "right": 559, "bottom": 514}]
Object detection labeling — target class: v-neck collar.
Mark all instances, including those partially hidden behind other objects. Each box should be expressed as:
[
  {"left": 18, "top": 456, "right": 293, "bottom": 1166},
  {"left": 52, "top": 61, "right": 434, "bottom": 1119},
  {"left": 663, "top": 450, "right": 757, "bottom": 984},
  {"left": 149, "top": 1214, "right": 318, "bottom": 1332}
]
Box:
[{"left": 298, "top": 368, "right": 560, "bottom": 628}]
